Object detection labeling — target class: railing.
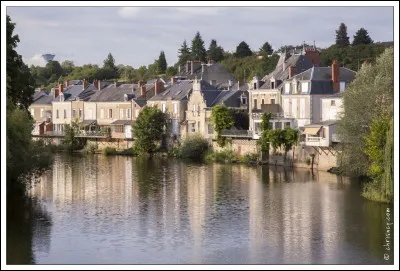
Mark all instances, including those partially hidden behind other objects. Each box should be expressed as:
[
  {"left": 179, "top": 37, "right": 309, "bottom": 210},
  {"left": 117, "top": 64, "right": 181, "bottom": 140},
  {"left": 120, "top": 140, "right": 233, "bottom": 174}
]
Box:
[
  {"left": 76, "top": 130, "right": 110, "bottom": 137},
  {"left": 252, "top": 112, "right": 291, "bottom": 119},
  {"left": 221, "top": 130, "right": 253, "bottom": 138},
  {"left": 307, "top": 136, "right": 322, "bottom": 142}
]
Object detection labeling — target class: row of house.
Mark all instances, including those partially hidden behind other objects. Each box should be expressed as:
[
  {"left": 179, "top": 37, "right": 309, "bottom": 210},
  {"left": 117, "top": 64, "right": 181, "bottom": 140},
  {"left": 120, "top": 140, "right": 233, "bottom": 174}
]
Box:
[{"left": 30, "top": 48, "right": 356, "bottom": 148}]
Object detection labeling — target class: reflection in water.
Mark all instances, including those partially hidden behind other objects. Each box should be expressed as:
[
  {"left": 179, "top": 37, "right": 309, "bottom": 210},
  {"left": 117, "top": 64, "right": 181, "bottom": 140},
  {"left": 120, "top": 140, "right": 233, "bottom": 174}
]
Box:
[{"left": 7, "top": 154, "right": 393, "bottom": 264}]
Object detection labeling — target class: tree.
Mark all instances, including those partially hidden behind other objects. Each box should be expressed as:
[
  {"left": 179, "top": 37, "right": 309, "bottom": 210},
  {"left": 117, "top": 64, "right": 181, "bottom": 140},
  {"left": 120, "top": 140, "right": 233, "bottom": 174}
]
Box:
[
  {"left": 178, "top": 39, "right": 191, "bottom": 65},
  {"left": 335, "top": 23, "right": 350, "bottom": 46},
  {"left": 282, "top": 127, "right": 299, "bottom": 160},
  {"left": 133, "top": 106, "right": 167, "bottom": 156},
  {"left": 61, "top": 60, "right": 75, "bottom": 75},
  {"left": 103, "top": 53, "right": 118, "bottom": 78},
  {"left": 235, "top": 41, "right": 253, "bottom": 57},
  {"left": 157, "top": 51, "right": 167, "bottom": 74},
  {"left": 338, "top": 48, "right": 393, "bottom": 202},
  {"left": 207, "top": 39, "right": 224, "bottom": 62},
  {"left": 260, "top": 41, "right": 273, "bottom": 55},
  {"left": 191, "top": 31, "right": 207, "bottom": 62},
  {"left": 352, "top": 28, "right": 373, "bottom": 46},
  {"left": 45, "top": 60, "right": 63, "bottom": 79},
  {"left": 211, "top": 105, "right": 234, "bottom": 147},
  {"left": 257, "top": 113, "right": 273, "bottom": 161},
  {"left": 165, "top": 66, "right": 178, "bottom": 77},
  {"left": 6, "top": 15, "right": 35, "bottom": 110}
]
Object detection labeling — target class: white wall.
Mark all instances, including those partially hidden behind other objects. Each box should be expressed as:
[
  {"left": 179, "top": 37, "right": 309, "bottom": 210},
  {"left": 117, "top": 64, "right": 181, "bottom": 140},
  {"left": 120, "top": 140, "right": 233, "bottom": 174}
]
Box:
[{"left": 321, "top": 98, "right": 343, "bottom": 121}]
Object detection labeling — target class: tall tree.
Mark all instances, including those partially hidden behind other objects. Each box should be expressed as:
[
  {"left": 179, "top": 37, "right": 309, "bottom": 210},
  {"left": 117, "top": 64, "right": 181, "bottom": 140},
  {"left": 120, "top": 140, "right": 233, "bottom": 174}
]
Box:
[
  {"left": 191, "top": 31, "right": 207, "bottom": 62},
  {"left": 6, "top": 15, "right": 35, "bottom": 110},
  {"left": 45, "top": 60, "right": 63, "bottom": 79},
  {"left": 260, "top": 41, "right": 273, "bottom": 55},
  {"left": 235, "top": 41, "right": 253, "bottom": 57},
  {"left": 102, "top": 53, "right": 118, "bottom": 79},
  {"left": 157, "top": 51, "right": 167, "bottom": 74},
  {"left": 61, "top": 60, "right": 75, "bottom": 75},
  {"left": 335, "top": 23, "right": 350, "bottom": 46},
  {"left": 352, "top": 28, "right": 373, "bottom": 45},
  {"left": 177, "top": 39, "right": 191, "bottom": 65},
  {"left": 207, "top": 39, "right": 224, "bottom": 62},
  {"left": 211, "top": 104, "right": 234, "bottom": 147}
]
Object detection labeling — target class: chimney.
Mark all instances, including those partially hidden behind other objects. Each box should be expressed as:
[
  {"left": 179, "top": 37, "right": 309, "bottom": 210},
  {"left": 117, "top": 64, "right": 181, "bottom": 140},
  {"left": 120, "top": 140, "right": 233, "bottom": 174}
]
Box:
[
  {"left": 58, "top": 83, "right": 63, "bottom": 94},
  {"left": 154, "top": 80, "right": 164, "bottom": 96},
  {"left": 53, "top": 87, "right": 59, "bottom": 99},
  {"left": 138, "top": 80, "right": 143, "bottom": 89},
  {"left": 93, "top": 79, "right": 98, "bottom": 90},
  {"left": 304, "top": 48, "right": 321, "bottom": 67},
  {"left": 83, "top": 79, "right": 88, "bottom": 90},
  {"left": 140, "top": 85, "right": 146, "bottom": 97},
  {"left": 64, "top": 80, "right": 69, "bottom": 87},
  {"left": 170, "top": 77, "right": 177, "bottom": 84},
  {"left": 289, "top": 66, "right": 297, "bottom": 78},
  {"left": 332, "top": 60, "right": 340, "bottom": 93}
]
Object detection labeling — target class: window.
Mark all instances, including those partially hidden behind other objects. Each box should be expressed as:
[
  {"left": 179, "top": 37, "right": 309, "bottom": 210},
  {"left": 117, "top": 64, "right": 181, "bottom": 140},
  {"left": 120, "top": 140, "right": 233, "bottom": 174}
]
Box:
[
  {"left": 109, "top": 109, "right": 113, "bottom": 119},
  {"left": 191, "top": 123, "right": 195, "bottom": 132},
  {"left": 79, "top": 109, "right": 82, "bottom": 118},
  {"left": 293, "top": 81, "right": 297, "bottom": 93},
  {"left": 285, "top": 122, "right": 291, "bottom": 128},
  {"left": 241, "top": 96, "right": 247, "bottom": 105},
  {"left": 173, "top": 103, "right": 178, "bottom": 114},
  {"left": 253, "top": 83, "right": 257, "bottom": 90},
  {"left": 253, "top": 99, "right": 257, "bottom": 109},
  {"left": 208, "top": 123, "right": 214, "bottom": 134},
  {"left": 127, "top": 109, "right": 131, "bottom": 119},
  {"left": 285, "top": 83, "right": 290, "bottom": 94},
  {"left": 162, "top": 103, "right": 166, "bottom": 113},
  {"left": 72, "top": 109, "right": 76, "bottom": 118},
  {"left": 301, "top": 82, "right": 309, "bottom": 93},
  {"left": 340, "top": 81, "right": 346, "bottom": 92},
  {"left": 271, "top": 81, "right": 275, "bottom": 89},
  {"left": 261, "top": 98, "right": 265, "bottom": 105},
  {"left": 56, "top": 110, "right": 59, "bottom": 119},
  {"left": 331, "top": 100, "right": 336, "bottom": 106},
  {"left": 64, "top": 109, "right": 67, "bottom": 119},
  {"left": 114, "top": 125, "right": 124, "bottom": 133},
  {"left": 271, "top": 99, "right": 275, "bottom": 105},
  {"left": 40, "top": 109, "right": 44, "bottom": 118},
  {"left": 275, "top": 122, "right": 282, "bottom": 129},
  {"left": 120, "top": 109, "right": 124, "bottom": 119},
  {"left": 100, "top": 109, "right": 104, "bottom": 119}
]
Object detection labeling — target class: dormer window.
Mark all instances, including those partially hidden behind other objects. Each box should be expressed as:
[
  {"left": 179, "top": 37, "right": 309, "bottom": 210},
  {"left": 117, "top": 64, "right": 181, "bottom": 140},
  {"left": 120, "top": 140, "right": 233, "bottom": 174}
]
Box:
[
  {"left": 301, "top": 82, "right": 309, "bottom": 93},
  {"left": 284, "top": 83, "right": 290, "bottom": 94}
]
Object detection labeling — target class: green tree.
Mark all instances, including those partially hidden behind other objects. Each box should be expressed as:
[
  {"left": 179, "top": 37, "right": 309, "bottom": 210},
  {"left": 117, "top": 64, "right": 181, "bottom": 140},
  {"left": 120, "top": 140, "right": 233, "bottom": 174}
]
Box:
[
  {"left": 352, "top": 28, "right": 373, "bottom": 46},
  {"left": 211, "top": 104, "right": 234, "bottom": 147},
  {"left": 63, "top": 121, "right": 86, "bottom": 152},
  {"left": 335, "top": 22, "right": 350, "bottom": 46},
  {"left": 257, "top": 113, "right": 273, "bottom": 161},
  {"left": 45, "top": 60, "right": 63, "bottom": 79},
  {"left": 178, "top": 39, "right": 191, "bottom": 65},
  {"left": 260, "top": 41, "right": 273, "bottom": 55},
  {"left": 7, "top": 15, "right": 35, "bottom": 110},
  {"left": 102, "top": 53, "right": 118, "bottom": 78},
  {"left": 191, "top": 31, "right": 207, "bottom": 62},
  {"left": 282, "top": 127, "right": 299, "bottom": 160},
  {"left": 207, "top": 39, "right": 224, "bottom": 62},
  {"left": 235, "top": 41, "right": 253, "bottom": 57},
  {"left": 133, "top": 106, "right": 167, "bottom": 156},
  {"left": 157, "top": 51, "right": 167, "bottom": 74},
  {"left": 61, "top": 60, "right": 75, "bottom": 75},
  {"left": 165, "top": 66, "right": 178, "bottom": 77}
]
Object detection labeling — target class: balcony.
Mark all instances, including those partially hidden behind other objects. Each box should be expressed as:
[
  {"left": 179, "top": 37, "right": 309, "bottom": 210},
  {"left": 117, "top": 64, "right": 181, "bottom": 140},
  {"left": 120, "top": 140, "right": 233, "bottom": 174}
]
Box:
[
  {"left": 304, "top": 136, "right": 329, "bottom": 147},
  {"left": 221, "top": 129, "right": 253, "bottom": 138}
]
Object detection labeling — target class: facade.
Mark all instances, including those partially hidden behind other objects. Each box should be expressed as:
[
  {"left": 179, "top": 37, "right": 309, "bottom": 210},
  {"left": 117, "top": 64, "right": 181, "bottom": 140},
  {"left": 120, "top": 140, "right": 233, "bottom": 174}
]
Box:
[{"left": 30, "top": 90, "right": 53, "bottom": 135}]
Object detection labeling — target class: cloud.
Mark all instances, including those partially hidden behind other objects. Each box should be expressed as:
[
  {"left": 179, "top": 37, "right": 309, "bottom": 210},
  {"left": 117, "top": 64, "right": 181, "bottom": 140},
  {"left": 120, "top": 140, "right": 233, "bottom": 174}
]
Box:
[
  {"left": 24, "top": 54, "right": 48, "bottom": 67},
  {"left": 118, "top": 7, "right": 142, "bottom": 19}
]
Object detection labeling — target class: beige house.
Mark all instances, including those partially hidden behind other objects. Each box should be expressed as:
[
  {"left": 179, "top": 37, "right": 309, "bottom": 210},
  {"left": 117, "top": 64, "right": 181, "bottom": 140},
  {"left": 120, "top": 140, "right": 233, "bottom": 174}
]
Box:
[{"left": 29, "top": 90, "right": 53, "bottom": 135}]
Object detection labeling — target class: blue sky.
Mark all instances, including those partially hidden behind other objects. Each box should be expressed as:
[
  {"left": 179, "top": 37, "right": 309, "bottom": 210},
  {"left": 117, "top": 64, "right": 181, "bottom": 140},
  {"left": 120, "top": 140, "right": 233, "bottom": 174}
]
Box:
[{"left": 6, "top": 5, "right": 394, "bottom": 68}]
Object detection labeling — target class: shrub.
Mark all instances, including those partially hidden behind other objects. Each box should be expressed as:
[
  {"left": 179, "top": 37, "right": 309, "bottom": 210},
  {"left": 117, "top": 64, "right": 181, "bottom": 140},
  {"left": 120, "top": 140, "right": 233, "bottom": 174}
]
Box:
[
  {"left": 83, "top": 142, "right": 97, "bottom": 154},
  {"left": 206, "top": 149, "right": 239, "bottom": 163},
  {"left": 118, "top": 148, "right": 137, "bottom": 156},
  {"left": 240, "top": 152, "right": 259, "bottom": 163},
  {"left": 178, "top": 134, "right": 209, "bottom": 161},
  {"left": 103, "top": 147, "right": 117, "bottom": 156}
]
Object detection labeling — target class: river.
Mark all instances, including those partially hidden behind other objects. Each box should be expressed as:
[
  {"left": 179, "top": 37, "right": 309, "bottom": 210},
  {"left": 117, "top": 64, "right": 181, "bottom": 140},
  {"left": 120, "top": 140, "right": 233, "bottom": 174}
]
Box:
[{"left": 7, "top": 154, "right": 394, "bottom": 265}]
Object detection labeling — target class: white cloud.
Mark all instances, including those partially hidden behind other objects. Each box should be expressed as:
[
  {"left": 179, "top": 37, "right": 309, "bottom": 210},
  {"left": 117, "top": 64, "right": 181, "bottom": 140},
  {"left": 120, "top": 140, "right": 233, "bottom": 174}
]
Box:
[
  {"left": 24, "top": 54, "right": 48, "bottom": 67},
  {"left": 118, "top": 7, "right": 142, "bottom": 19}
]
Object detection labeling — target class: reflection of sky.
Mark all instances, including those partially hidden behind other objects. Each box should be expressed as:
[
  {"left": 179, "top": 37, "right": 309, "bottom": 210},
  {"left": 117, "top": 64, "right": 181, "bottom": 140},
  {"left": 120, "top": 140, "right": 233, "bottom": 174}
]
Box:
[{"left": 29, "top": 155, "right": 392, "bottom": 264}]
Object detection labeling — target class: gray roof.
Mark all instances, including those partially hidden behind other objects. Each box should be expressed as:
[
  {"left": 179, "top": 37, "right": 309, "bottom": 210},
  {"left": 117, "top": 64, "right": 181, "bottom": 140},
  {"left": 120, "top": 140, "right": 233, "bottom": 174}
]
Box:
[
  {"left": 110, "top": 120, "right": 132, "bottom": 125},
  {"left": 284, "top": 66, "right": 356, "bottom": 95},
  {"left": 260, "top": 54, "right": 314, "bottom": 89},
  {"left": 32, "top": 91, "right": 53, "bottom": 105},
  {"left": 56, "top": 84, "right": 96, "bottom": 101},
  {"left": 149, "top": 79, "right": 217, "bottom": 102},
  {"left": 208, "top": 90, "right": 248, "bottom": 108},
  {"left": 89, "top": 84, "right": 136, "bottom": 102}
]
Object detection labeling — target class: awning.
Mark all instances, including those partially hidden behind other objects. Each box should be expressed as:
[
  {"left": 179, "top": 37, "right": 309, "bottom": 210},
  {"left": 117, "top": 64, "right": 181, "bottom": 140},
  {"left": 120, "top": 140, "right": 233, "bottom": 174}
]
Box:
[
  {"left": 303, "top": 127, "right": 321, "bottom": 135},
  {"left": 110, "top": 120, "right": 132, "bottom": 125},
  {"left": 78, "top": 120, "right": 96, "bottom": 127}
]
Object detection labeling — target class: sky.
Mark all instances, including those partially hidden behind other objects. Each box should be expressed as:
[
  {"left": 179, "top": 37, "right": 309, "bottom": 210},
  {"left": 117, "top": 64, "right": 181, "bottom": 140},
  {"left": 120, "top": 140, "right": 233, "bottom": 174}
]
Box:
[{"left": 6, "top": 4, "right": 395, "bottom": 68}]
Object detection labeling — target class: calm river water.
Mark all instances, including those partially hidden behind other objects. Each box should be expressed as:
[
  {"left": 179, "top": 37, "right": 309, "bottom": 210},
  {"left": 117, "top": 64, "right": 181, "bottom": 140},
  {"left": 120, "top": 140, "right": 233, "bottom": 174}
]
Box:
[{"left": 7, "top": 154, "right": 394, "bottom": 265}]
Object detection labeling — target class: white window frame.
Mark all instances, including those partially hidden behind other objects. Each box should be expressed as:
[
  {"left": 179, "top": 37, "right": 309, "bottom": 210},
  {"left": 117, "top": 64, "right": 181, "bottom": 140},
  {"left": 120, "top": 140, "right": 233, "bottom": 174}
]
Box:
[
  {"left": 126, "top": 108, "right": 131, "bottom": 119},
  {"left": 285, "top": 83, "right": 290, "bottom": 94},
  {"left": 162, "top": 103, "right": 166, "bottom": 113},
  {"left": 120, "top": 109, "right": 124, "bottom": 119},
  {"left": 301, "top": 82, "right": 309, "bottom": 93},
  {"left": 108, "top": 109, "right": 113, "bottom": 119}
]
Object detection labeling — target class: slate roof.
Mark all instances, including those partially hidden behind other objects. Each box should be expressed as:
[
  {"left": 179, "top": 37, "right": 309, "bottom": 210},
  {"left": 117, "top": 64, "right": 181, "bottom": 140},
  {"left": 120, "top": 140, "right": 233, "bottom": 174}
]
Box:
[
  {"left": 55, "top": 84, "right": 97, "bottom": 101},
  {"left": 88, "top": 82, "right": 157, "bottom": 102},
  {"left": 207, "top": 90, "right": 248, "bottom": 108},
  {"left": 32, "top": 91, "right": 53, "bottom": 105},
  {"left": 260, "top": 54, "right": 314, "bottom": 89}
]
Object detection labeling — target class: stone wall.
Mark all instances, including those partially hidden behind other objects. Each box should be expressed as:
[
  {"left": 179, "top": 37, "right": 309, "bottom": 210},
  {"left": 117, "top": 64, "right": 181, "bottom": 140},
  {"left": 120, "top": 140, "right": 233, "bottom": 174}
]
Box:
[{"left": 87, "top": 139, "right": 134, "bottom": 150}]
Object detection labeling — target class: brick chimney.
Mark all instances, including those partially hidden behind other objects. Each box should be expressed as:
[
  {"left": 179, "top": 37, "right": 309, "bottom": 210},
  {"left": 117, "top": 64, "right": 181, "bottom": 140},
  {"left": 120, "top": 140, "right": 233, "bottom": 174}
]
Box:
[
  {"left": 304, "top": 47, "right": 321, "bottom": 67},
  {"left": 140, "top": 85, "right": 146, "bottom": 97},
  {"left": 332, "top": 60, "right": 340, "bottom": 93},
  {"left": 64, "top": 80, "right": 69, "bottom": 87},
  {"left": 154, "top": 80, "right": 164, "bottom": 96},
  {"left": 289, "top": 66, "right": 297, "bottom": 78},
  {"left": 53, "top": 87, "right": 59, "bottom": 99},
  {"left": 138, "top": 80, "right": 143, "bottom": 89},
  {"left": 83, "top": 79, "right": 88, "bottom": 90},
  {"left": 170, "top": 77, "right": 177, "bottom": 84},
  {"left": 58, "top": 83, "right": 63, "bottom": 94},
  {"left": 93, "top": 79, "right": 98, "bottom": 90}
]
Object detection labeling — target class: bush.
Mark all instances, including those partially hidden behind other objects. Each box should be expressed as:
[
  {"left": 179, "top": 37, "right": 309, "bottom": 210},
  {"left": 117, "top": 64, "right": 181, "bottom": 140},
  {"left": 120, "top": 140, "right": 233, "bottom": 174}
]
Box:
[
  {"left": 83, "top": 142, "right": 97, "bottom": 154},
  {"left": 118, "top": 148, "right": 137, "bottom": 156},
  {"left": 178, "top": 134, "right": 209, "bottom": 161},
  {"left": 206, "top": 149, "right": 239, "bottom": 163},
  {"left": 168, "top": 147, "right": 180, "bottom": 158},
  {"left": 240, "top": 152, "right": 259, "bottom": 163},
  {"left": 103, "top": 147, "right": 117, "bottom": 156}
]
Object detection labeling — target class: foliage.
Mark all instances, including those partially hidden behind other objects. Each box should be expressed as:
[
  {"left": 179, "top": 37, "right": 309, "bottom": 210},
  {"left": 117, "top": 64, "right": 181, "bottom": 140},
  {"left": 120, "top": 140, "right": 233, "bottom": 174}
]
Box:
[
  {"left": 211, "top": 105, "right": 234, "bottom": 147},
  {"left": 118, "top": 148, "right": 138, "bottom": 156},
  {"left": 177, "top": 134, "right": 210, "bottom": 161},
  {"left": 352, "top": 28, "right": 373, "bottom": 46},
  {"left": 7, "top": 15, "right": 35, "bottom": 110},
  {"left": 233, "top": 111, "right": 249, "bottom": 130},
  {"left": 235, "top": 41, "right": 253, "bottom": 57},
  {"left": 260, "top": 41, "right": 273, "bottom": 55},
  {"left": 178, "top": 39, "right": 191, "bottom": 65},
  {"left": 257, "top": 113, "right": 273, "bottom": 157},
  {"left": 191, "top": 31, "right": 207, "bottom": 62},
  {"left": 83, "top": 141, "right": 97, "bottom": 154},
  {"left": 133, "top": 106, "right": 167, "bottom": 156},
  {"left": 63, "top": 122, "right": 86, "bottom": 151},
  {"left": 335, "top": 22, "right": 350, "bottom": 46},
  {"left": 282, "top": 127, "right": 299, "bottom": 160},
  {"left": 103, "top": 147, "right": 117, "bottom": 155},
  {"left": 165, "top": 66, "right": 178, "bottom": 77},
  {"left": 207, "top": 39, "right": 224, "bottom": 62},
  {"left": 382, "top": 118, "right": 394, "bottom": 202},
  {"left": 157, "top": 51, "right": 167, "bottom": 74},
  {"left": 239, "top": 153, "right": 259, "bottom": 163},
  {"left": 205, "top": 149, "right": 238, "bottom": 164}
]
